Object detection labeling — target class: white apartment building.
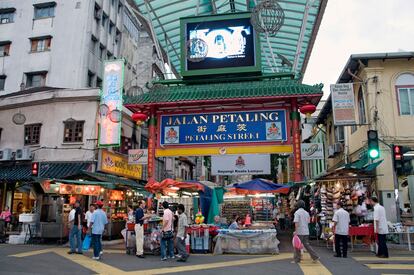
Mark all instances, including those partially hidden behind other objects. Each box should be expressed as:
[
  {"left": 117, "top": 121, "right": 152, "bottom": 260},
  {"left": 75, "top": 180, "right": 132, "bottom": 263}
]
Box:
[{"left": 0, "top": 0, "right": 165, "bottom": 94}]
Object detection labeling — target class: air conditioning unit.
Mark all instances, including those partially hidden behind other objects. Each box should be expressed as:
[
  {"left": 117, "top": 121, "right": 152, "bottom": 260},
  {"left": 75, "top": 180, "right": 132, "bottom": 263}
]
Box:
[
  {"left": 328, "top": 145, "right": 336, "bottom": 158},
  {"left": 15, "top": 148, "right": 32, "bottom": 160},
  {"left": 333, "top": 143, "right": 343, "bottom": 153},
  {"left": 0, "top": 148, "right": 13, "bottom": 161}
]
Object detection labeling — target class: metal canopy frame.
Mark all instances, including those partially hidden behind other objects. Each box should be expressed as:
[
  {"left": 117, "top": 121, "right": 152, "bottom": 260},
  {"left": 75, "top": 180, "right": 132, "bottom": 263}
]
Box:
[{"left": 134, "top": 0, "right": 327, "bottom": 78}]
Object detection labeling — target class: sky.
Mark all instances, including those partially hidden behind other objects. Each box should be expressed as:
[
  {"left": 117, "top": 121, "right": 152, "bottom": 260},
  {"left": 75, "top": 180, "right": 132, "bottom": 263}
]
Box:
[{"left": 303, "top": 0, "right": 414, "bottom": 98}]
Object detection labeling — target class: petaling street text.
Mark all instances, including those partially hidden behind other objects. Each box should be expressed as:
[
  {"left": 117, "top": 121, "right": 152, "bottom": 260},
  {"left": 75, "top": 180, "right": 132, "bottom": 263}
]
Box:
[{"left": 185, "top": 133, "right": 260, "bottom": 142}]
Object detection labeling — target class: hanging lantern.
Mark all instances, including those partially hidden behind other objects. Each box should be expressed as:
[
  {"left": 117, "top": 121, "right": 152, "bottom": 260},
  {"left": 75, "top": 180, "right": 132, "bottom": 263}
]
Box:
[
  {"left": 251, "top": 0, "right": 285, "bottom": 36},
  {"left": 132, "top": 112, "right": 148, "bottom": 125},
  {"left": 299, "top": 104, "right": 317, "bottom": 118}
]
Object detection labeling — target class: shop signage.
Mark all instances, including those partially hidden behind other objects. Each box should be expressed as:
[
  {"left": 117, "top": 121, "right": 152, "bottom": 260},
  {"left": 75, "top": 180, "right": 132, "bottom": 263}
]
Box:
[
  {"left": 160, "top": 110, "right": 287, "bottom": 146},
  {"left": 109, "top": 190, "right": 125, "bottom": 201},
  {"left": 99, "top": 150, "right": 142, "bottom": 180},
  {"left": 128, "top": 149, "right": 148, "bottom": 165},
  {"left": 211, "top": 154, "right": 271, "bottom": 175},
  {"left": 331, "top": 83, "right": 356, "bottom": 126},
  {"left": 59, "top": 184, "right": 101, "bottom": 196},
  {"left": 301, "top": 143, "right": 324, "bottom": 160},
  {"left": 98, "top": 59, "right": 124, "bottom": 147}
]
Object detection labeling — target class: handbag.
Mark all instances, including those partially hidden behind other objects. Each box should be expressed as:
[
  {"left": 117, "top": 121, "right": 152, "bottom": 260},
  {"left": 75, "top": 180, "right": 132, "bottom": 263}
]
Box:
[
  {"left": 82, "top": 234, "right": 91, "bottom": 251},
  {"left": 162, "top": 230, "right": 174, "bottom": 239},
  {"left": 292, "top": 234, "right": 304, "bottom": 250}
]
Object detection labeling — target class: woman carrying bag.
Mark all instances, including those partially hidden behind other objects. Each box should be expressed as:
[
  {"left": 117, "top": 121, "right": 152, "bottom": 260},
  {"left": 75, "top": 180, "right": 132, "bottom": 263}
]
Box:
[{"left": 160, "top": 201, "right": 174, "bottom": 261}]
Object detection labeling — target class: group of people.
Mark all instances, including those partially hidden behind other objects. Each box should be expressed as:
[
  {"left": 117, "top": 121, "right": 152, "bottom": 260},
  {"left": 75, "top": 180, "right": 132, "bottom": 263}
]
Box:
[
  {"left": 292, "top": 197, "right": 389, "bottom": 263},
  {"left": 132, "top": 200, "right": 190, "bottom": 262},
  {"left": 67, "top": 200, "right": 108, "bottom": 260}
]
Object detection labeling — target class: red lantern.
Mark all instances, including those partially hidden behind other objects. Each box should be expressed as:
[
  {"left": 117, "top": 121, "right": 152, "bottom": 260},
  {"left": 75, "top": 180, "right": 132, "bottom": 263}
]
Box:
[
  {"left": 132, "top": 113, "right": 148, "bottom": 125},
  {"left": 299, "top": 104, "right": 316, "bottom": 118}
]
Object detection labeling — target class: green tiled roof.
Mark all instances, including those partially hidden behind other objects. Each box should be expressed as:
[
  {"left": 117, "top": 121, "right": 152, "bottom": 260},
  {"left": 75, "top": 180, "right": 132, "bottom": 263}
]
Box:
[{"left": 124, "top": 79, "right": 323, "bottom": 105}]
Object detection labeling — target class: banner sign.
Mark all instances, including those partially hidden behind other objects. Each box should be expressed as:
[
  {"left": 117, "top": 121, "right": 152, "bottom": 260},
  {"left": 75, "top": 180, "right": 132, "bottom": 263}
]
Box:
[
  {"left": 99, "top": 150, "right": 142, "bottom": 179},
  {"left": 301, "top": 143, "right": 324, "bottom": 160},
  {"left": 160, "top": 110, "right": 287, "bottom": 146},
  {"left": 128, "top": 149, "right": 148, "bottom": 165},
  {"left": 99, "top": 59, "right": 124, "bottom": 147},
  {"left": 211, "top": 154, "right": 271, "bottom": 175},
  {"left": 331, "top": 83, "right": 356, "bottom": 126},
  {"left": 59, "top": 184, "right": 101, "bottom": 196}
]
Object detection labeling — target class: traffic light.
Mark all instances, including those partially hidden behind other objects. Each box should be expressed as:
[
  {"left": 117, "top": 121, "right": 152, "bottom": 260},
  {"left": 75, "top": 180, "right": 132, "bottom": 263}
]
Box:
[
  {"left": 31, "top": 162, "right": 39, "bottom": 177},
  {"left": 367, "top": 130, "right": 380, "bottom": 159},
  {"left": 392, "top": 145, "right": 413, "bottom": 175},
  {"left": 393, "top": 145, "right": 403, "bottom": 162}
]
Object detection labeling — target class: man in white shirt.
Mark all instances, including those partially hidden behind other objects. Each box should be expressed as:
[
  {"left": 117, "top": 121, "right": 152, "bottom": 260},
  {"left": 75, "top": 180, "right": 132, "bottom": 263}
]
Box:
[
  {"left": 372, "top": 197, "right": 389, "bottom": 258},
  {"left": 85, "top": 204, "right": 95, "bottom": 228},
  {"left": 332, "top": 202, "right": 350, "bottom": 258},
  {"left": 293, "top": 200, "right": 319, "bottom": 263}
]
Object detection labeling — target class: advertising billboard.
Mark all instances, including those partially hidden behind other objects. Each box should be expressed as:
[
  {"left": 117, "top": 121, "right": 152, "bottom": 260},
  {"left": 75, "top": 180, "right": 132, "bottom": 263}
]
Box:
[
  {"left": 331, "top": 83, "right": 356, "bottom": 126},
  {"left": 159, "top": 110, "right": 287, "bottom": 146},
  {"left": 180, "top": 12, "right": 261, "bottom": 77},
  {"left": 301, "top": 143, "right": 324, "bottom": 160}
]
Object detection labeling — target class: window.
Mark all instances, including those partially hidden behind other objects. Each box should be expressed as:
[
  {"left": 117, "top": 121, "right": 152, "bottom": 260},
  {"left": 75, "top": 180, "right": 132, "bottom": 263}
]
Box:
[
  {"left": 396, "top": 73, "right": 414, "bottom": 116},
  {"left": 34, "top": 2, "right": 56, "bottom": 19},
  {"left": 26, "top": 72, "right": 47, "bottom": 88},
  {"left": 112, "top": 0, "right": 116, "bottom": 6},
  {"left": 94, "top": 4, "right": 101, "bottom": 21},
  {"left": 335, "top": 126, "right": 345, "bottom": 143},
  {"left": 107, "top": 51, "right": 113, "bottom": 60},
  {"left": 96, "top": 77, "right": 102, "bottom": 89},
  {"left": 358, "top": 87, "right": 367, "bottom": 124},
  {"left": 0, "top": 41, "right": 11, "bottom": 56},
  {"left": 118, "top": 3, "right": 123, "bottom": 14},
  {"left": 63, "top": 120, "right": 84, "bottom": 143},
  {"left": 0, "top": 8, "right": 15, "bottom": 24},
  {"left": 0, "top": 76, "right": 5, "bottom": 91},
  {"left": 109, "top": 22, "right": 114, "bottom": 34},
  {"left": 24, "top": 124, "right": 41, "bottom": 145},
  {"left": 90, "top": 36, "right": 97, "bottom": 53},
  {"left": 30, "top": 37, "right": 51, "bottom": 52},
  {"left": 87, "top": 71, "right": 95, "bottom": 87},
  {"left": 102, "top": 12, "right": 107, "bottom": 27},
  {"left": 99, "top": 44, "right": 105, "bottom": 59}
]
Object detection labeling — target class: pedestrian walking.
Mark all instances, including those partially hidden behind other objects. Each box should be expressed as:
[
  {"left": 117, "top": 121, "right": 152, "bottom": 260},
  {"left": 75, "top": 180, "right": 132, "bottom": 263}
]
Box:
[
  {"left": 89, "top": 200, "right": 108, "bottom": 260},
  {"left": 332, "top": 202, "right": 350, "bottom": 258},
  {"left": 161, "top": 201, "right": 174, "bottom": 261},
  {"left": 372, "top": 197, "right": 389, "bottom": 258},
  {"left": 176, "top": 204, "right": 189, "bottom": 262},
  {"left": 293, "top": 200, "right": 319, "bottom": 263},
  {"left": 68, "top": 201, "right": 83, "bottom": 255},
  {"left": 135, "top": 200, "right": 150, "bottom": 258}
]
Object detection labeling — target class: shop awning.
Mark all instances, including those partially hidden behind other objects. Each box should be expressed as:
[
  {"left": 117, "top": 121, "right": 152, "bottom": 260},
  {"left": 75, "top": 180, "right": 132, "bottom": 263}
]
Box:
[
  {"left": 344, "top": 156, "right": 368, "bottom": 170},
  {"left": 363, "top": 160, "right": 384, "bottom": 172},
  {"left": 124, "top": 78, "right": 323, "bottom": 107},
  {"left": 82, "top": 171, "right": 145, "bottom": 190},
  {"left": 53, "top": 179, "right": 116, "bottom": 189},
  {"left": 0, "top": 162, "right": 93, "bottom": 182}
]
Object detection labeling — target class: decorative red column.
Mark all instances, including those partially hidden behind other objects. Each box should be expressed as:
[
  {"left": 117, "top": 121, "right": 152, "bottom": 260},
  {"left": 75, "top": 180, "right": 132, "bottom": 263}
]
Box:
[
  {"left": 290, "top": 98, "right": 303, "bottom": 182},
  {"left": 147, "top": 108, "right": 157, "bottom": 180}
]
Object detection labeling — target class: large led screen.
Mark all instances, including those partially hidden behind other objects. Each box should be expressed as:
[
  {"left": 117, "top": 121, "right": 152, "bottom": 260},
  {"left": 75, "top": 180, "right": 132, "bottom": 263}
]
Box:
[{"left": 181, "top": 13, "right": 261, "bottom": 77}]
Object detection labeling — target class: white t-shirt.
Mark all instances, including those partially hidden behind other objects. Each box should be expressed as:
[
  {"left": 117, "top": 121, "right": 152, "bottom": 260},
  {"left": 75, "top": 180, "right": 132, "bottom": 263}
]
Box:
[
  {"left": 293, "top": 208, "right": 310, "bottom": 235},
  {"left": 68, "top": 209, "right": 76, "bottom": 223},
  {"left": 332, "top": 208, "right": 350, "bottom": 235},
  {"left": 85, "top": 210, "right": 93, "bottom": 227},
  {"left": 374, "top": 204, "right": 389, "bottom": 234}
]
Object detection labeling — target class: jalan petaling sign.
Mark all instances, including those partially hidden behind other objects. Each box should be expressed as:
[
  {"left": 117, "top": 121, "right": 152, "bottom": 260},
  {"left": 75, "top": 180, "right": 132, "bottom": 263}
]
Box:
[
  {"left": 159, "top": 110, "right": 287, "bottom": 146},
  {"left": 301, "top": 143, "right": 324, "bottom": 160}
]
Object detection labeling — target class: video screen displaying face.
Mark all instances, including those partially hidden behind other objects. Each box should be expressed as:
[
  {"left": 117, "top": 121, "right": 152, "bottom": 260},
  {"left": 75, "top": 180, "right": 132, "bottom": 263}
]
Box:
[{"left": 185, "top": 17, "right": 256, "bottom": 71}]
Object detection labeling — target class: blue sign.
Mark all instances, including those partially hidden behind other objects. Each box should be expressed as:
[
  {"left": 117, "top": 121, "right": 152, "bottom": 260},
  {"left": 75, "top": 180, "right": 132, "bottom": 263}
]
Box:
[{"left": 160, "top": 110, "right": 287, "bottom": 146}]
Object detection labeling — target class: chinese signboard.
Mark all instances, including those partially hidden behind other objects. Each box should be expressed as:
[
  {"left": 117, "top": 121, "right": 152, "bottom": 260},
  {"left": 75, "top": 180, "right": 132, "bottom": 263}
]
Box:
[
  {"left": 160, "top": 110, "right": 287, "bottom": 146},
  {"left": 128, "top": 149, "right": 148, "bottom": 165},
  {"left": 331, "top": 83, "right": 356, "bottom": 126},
  {"left": 211, "top": 154, "right": 271, "bottom": 175},
  {"left": 59, "top": 184, "right": 101, "bottom": 196},
  {"left": 98, "top": 150, "right": 142, "bottom": 180},
  {"left": 301, "top": 143, "right": 324, "bottom": 160},
  {"left": 98, "top": 59, "right": 124, "bottom": 147}
]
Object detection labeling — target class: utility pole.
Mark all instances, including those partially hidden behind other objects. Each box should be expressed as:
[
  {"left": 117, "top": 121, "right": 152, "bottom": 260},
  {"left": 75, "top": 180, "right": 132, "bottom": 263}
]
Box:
[{"left": 391, "top": 144, "right": 401, "bottom": 222}]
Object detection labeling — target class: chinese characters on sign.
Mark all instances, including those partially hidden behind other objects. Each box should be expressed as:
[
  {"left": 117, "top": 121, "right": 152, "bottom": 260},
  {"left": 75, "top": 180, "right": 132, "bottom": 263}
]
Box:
[
  {"left": 331, "top": 83, "right": 356, "bottom": 126},
  {"left": 98, "top": 60, "right": 124, "bottom": 147},
  {"left": 160, "top": 110, "right": 287, "bottom": 146}
]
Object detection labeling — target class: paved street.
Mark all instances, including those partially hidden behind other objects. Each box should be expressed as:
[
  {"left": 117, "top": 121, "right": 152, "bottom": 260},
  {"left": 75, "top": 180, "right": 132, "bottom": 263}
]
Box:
[{"left": 1, "top": 241, "right": 413, "bottom": 275}]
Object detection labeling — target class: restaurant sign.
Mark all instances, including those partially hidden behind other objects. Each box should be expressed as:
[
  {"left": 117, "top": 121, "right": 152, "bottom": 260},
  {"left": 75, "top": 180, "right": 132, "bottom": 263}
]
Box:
[
  {"left": 331, "top": 83, "right": 356, "bottom": 126},
  {"left": 301, "top": 143, "right": 324, "bottom": 160},
  {"left": 99, "top": 150, "right": 142, "bottom": 180},
  {"left": 128, "top": 149, "right": 148, "bottom": 165},
  {"left": 160, "top": 110, "right": 287, "bottom": 146}
]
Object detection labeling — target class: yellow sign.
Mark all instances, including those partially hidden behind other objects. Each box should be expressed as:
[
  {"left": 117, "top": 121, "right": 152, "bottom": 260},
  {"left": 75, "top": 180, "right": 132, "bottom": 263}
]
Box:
[{"left": 100, "top": 150, "right": 142, "bottom": 179}]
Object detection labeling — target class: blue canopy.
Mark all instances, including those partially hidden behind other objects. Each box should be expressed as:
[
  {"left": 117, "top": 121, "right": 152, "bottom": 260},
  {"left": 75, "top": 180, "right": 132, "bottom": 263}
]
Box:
[{"left": 231, "top": 178, "right": 290, "bottom": 194}]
